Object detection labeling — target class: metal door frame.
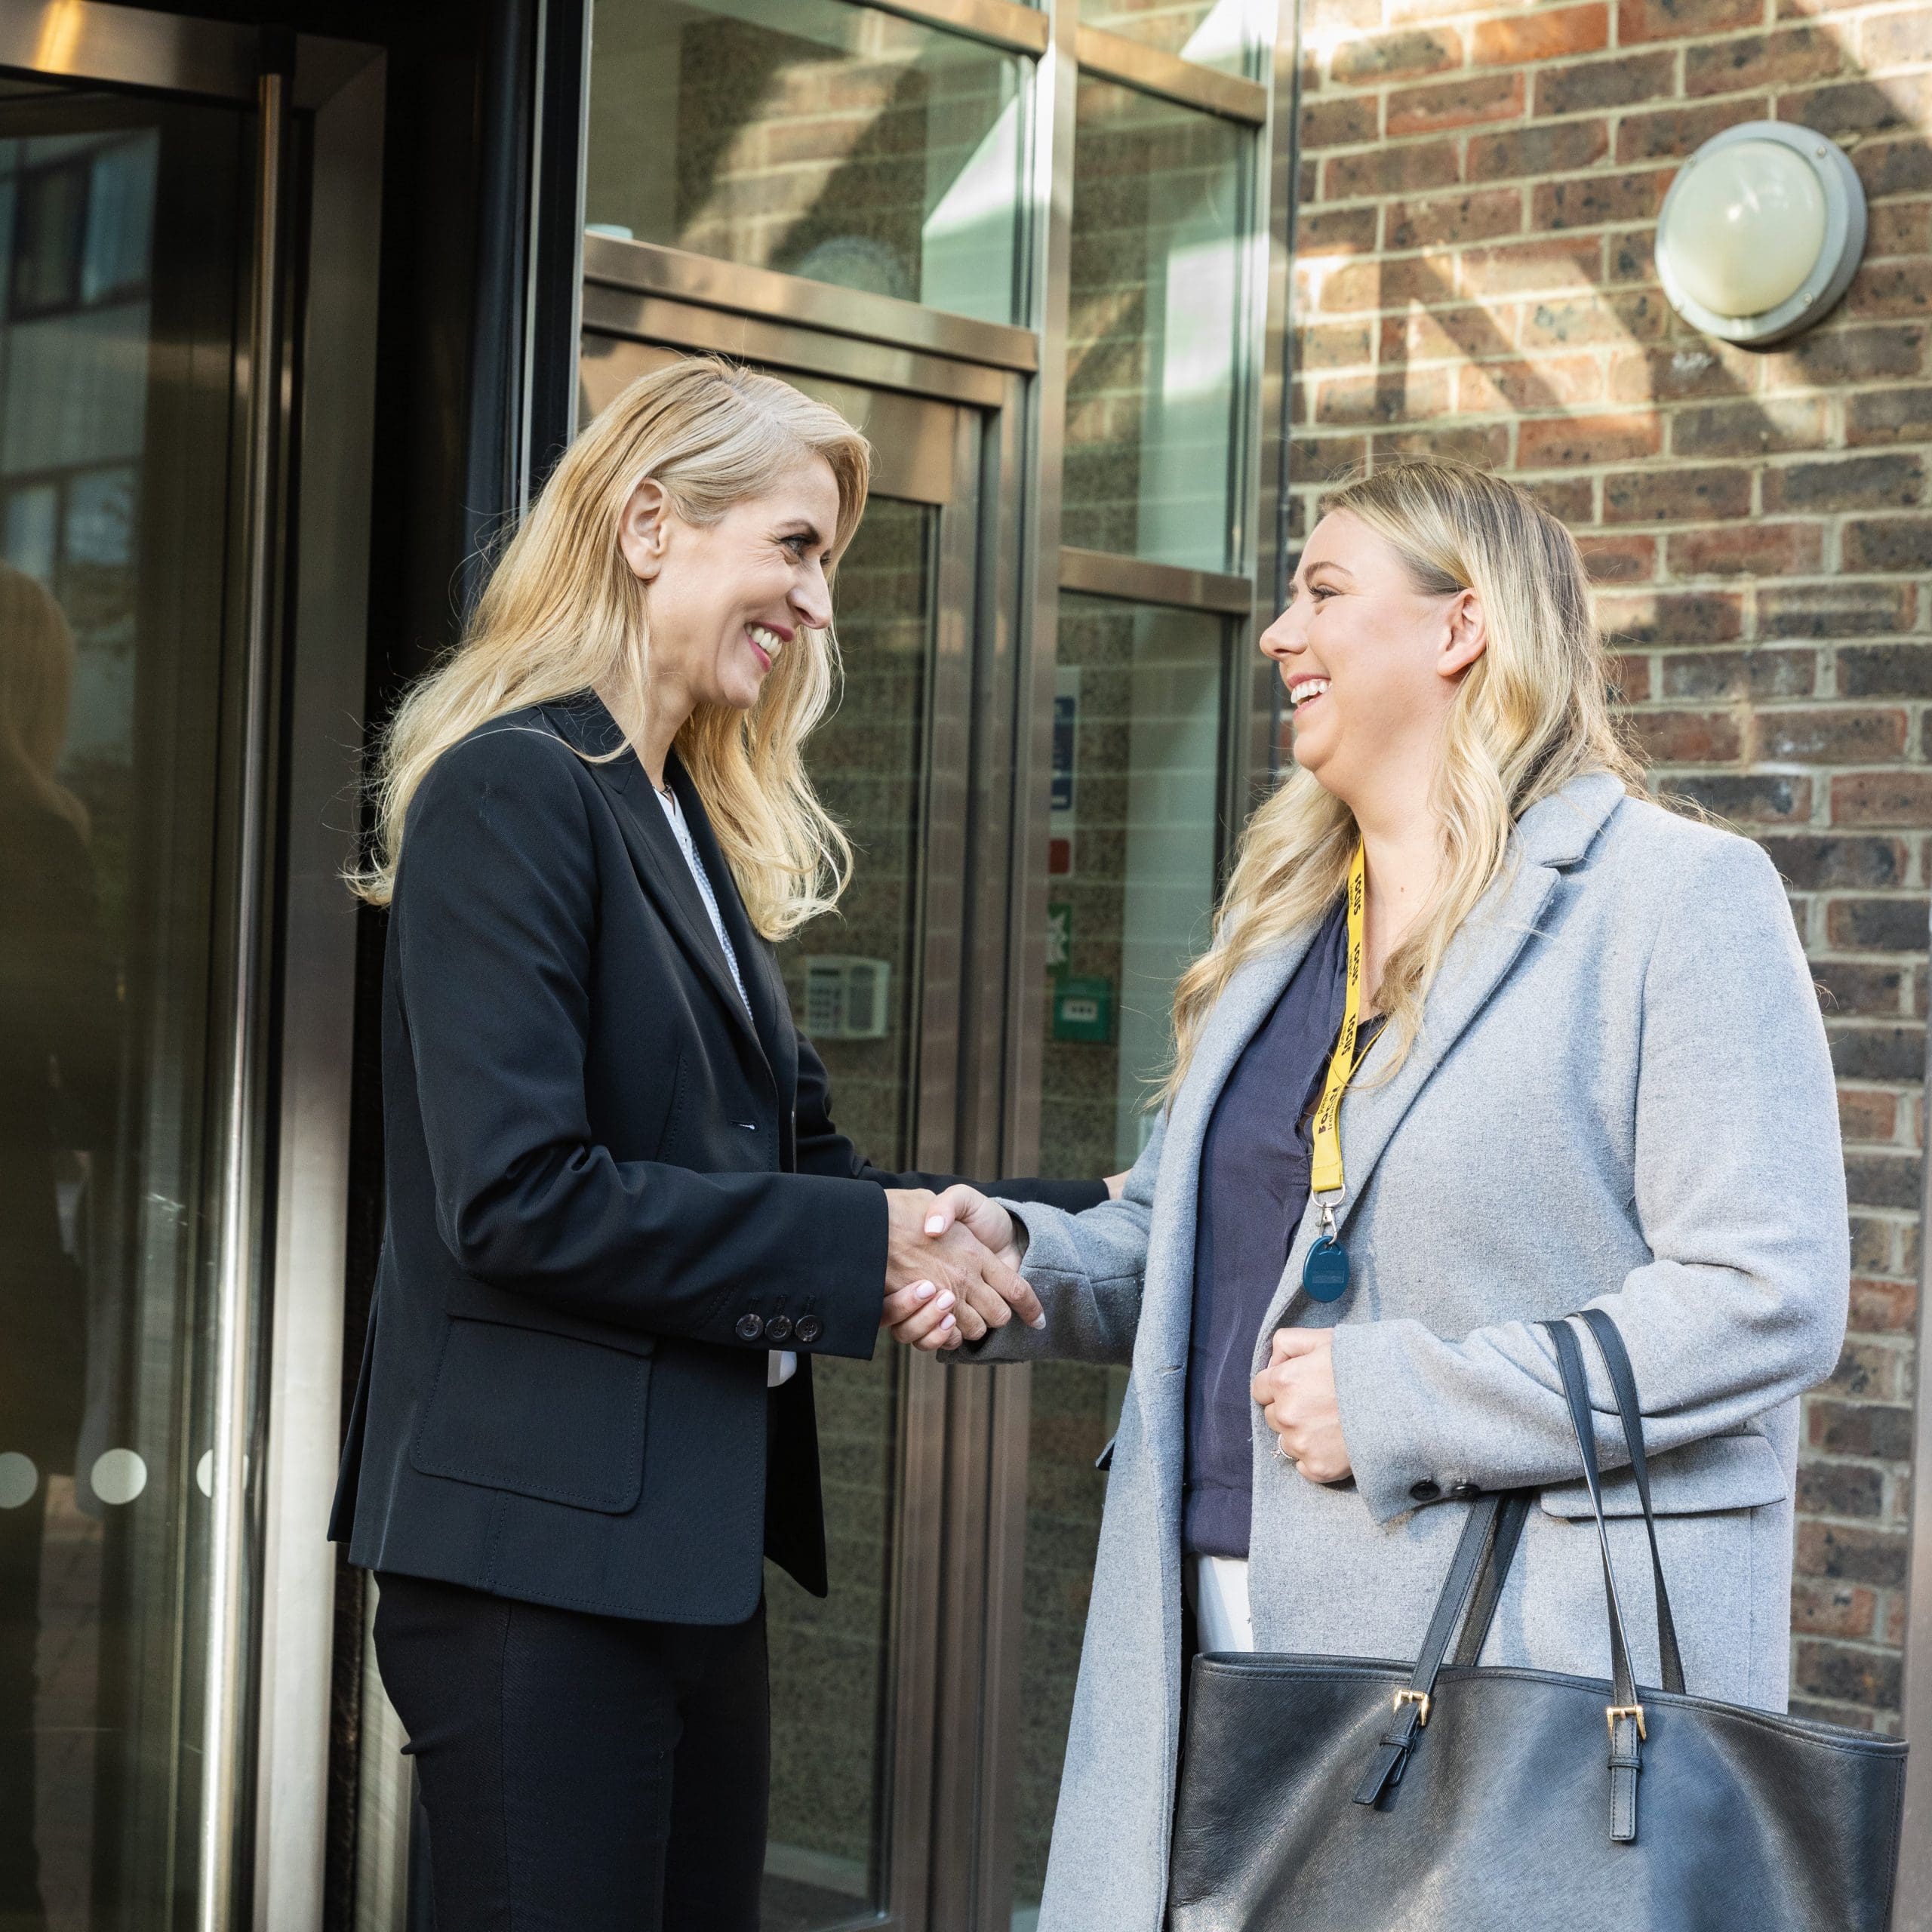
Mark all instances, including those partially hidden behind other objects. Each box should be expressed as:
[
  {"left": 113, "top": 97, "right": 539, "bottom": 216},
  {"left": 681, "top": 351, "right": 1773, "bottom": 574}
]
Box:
[
  {"left": 0, "top": 8, "right": 383, "bottom": 1930},
  {"left": 580, "top": 240, "right": 1038, "bottom": 1932}
]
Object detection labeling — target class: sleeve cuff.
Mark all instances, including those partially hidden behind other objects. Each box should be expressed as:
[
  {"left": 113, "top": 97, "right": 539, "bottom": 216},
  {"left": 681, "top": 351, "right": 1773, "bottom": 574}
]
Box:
[{"left": 1331, "top": 1320, "right": 1445, "bottom": 1524}]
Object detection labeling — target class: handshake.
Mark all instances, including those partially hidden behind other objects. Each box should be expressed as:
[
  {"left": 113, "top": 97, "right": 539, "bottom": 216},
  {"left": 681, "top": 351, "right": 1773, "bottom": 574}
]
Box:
[{"left": 878, "top": 1185, "right": 1035, "bottom": 1354}]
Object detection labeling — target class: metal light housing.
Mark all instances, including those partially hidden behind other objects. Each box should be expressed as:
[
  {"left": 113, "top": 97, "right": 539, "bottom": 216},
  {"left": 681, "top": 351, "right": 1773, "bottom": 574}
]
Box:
[{"left": 1655, "top": 121, "right": 1867, "bottom": 348}]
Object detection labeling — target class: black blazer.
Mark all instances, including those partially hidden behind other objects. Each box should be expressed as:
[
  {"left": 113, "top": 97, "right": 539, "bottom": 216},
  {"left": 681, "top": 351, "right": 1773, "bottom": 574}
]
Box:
[{"left": 329, "top": 694, "right": 1101, "bottom": 1623}]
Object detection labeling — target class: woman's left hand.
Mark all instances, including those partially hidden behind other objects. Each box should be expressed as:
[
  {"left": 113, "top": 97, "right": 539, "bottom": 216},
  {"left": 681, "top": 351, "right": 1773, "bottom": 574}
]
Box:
[{"left": 1251, "top": 1328, "right": 1352, "bottom": 1483}]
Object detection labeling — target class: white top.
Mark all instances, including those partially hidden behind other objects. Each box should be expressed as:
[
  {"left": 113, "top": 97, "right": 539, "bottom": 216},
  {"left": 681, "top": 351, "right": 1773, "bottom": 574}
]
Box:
[{"left": 652, "top": 782, "right": 795, "bottom": 1389}]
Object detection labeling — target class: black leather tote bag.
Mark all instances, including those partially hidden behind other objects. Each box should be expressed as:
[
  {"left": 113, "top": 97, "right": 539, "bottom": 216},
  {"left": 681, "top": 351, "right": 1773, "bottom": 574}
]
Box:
[{"left": 1168, "top": 1309, "right": 1909, "bottom": 1932}]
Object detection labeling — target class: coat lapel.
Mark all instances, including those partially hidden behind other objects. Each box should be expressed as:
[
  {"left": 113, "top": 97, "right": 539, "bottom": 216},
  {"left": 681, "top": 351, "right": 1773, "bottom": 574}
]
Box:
[
  {"left": 1259, "top": 771, "right": 1629, "bottom": 1340},
  {"left": 542, "top": 696, "right": 767, "bottom": 1060}
]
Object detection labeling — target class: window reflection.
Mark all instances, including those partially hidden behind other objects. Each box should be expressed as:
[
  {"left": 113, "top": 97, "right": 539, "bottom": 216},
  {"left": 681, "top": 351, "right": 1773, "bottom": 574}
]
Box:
[
  {"left": 1015, "top": 595, "right": 1225, "bottom": 1924},
  {"left": 1079, "top": 0, "right": 1270, "bottom": 77},
  {"left": 586, "top": 0, "right": 1027, "bottom": 325},
  {"left": 1064, "top": 77, "right": 1247, "bottom": 572}
]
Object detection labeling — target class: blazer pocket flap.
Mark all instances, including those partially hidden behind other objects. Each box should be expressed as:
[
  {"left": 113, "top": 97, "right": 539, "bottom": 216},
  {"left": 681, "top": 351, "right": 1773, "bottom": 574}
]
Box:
[
  {"left": 442, "top": 1286, "right": 657, "bottom": 1357},
  {"left": 1539, "top": 1430, "right": 1788, "bottom": 1519},
  {"left": 411, "top": 1315, "right": 651, "bottom": 1513}
]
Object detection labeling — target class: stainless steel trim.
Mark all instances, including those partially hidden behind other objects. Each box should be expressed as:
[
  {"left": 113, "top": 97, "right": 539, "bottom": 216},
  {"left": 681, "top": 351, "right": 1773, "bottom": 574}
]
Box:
[
  {"left": 1058, "top": 546, "right": 1256, "bottom": 616},
  {"left": 252, "top": 44, "right": 385, "bottom": 1932},
  {"left": 199, "top": 63, "right": 288, "bottom": 1932},
  {"left": 1075, "top": 22, "right": 1269, "bottom": 125},
  {"left": 0, "top": 0, "right": 254, "bottom": 97},
  {"left": 583, "top": 236, "right": 1040, "bottom": 376},
  {"left": 582, "top": 284, "right": 1011, "bottom": 408},
  {"left": 861, "top": 0, "right": 1048, "bottom": 57},
  {"left": 1902, "top": 1019, "right": 1932, "bottom": 1924}
]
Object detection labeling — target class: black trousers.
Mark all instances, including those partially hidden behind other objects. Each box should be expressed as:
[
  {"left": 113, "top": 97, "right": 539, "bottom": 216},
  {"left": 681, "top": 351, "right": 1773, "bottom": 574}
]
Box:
[{"left": 372, "top": 1571, "right": 769, "bottom": 1932}]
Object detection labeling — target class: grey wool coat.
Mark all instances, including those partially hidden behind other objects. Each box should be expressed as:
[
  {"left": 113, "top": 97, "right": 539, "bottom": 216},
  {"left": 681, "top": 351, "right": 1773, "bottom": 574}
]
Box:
[{"left": 967, "top": 771, "right": 1849, "bottom": 1932}]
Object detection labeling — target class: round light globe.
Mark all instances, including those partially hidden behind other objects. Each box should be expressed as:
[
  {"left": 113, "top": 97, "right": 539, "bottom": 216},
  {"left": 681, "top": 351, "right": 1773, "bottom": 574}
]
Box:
[{"left": 1662, "top": 139, "right": 1827, "bottom": 318}]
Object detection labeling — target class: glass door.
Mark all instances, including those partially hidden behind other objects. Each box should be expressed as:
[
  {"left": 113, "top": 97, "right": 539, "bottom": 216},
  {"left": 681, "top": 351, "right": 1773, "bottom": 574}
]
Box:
[
  {"left": 0, "top": 69, "right": 254, "bottom": 1932},
  {"left": 577, "top": 327, "right": 989, "bottom": 1932}
]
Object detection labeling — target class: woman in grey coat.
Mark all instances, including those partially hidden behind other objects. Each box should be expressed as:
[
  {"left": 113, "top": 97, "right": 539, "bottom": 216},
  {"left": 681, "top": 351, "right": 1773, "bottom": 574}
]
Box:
[{"left": 888, "top": 457, "right": 1849, "bottom": 1932}]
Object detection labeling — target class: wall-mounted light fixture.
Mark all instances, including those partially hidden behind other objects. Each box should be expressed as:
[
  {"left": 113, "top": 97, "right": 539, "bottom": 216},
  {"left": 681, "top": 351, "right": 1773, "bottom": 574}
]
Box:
[{"left": 1655, "top": 122, "right": 1866, "bottom": 348}]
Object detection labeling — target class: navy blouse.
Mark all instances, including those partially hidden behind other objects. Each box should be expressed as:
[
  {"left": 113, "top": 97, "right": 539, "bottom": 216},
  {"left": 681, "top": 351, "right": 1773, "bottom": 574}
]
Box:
[{"left": 1184, "top": 900, "right": 1371, "bottom": 1559}]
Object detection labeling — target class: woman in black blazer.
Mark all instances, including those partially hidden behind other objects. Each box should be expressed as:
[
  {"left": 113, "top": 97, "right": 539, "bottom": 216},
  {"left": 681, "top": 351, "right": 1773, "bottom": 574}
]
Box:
[{"left": 330, "top": 358, "right": 1106, "bottom": 1931}]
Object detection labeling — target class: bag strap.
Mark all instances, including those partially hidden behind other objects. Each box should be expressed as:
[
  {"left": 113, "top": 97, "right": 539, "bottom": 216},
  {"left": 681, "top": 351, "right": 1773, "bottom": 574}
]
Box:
[
  {"left": 1574, "top": 1306, "right": 1685, "bottom": 1697},
  {"left": 1353, "top": 1491, "right": 1512, "bottom": 1807},
  {"left": 1449, "top": 1490, "right": 1531, "bottom": 1668},
  {"left": 1546, "top": 1317, "right": 1646, "bottom": 1844}
]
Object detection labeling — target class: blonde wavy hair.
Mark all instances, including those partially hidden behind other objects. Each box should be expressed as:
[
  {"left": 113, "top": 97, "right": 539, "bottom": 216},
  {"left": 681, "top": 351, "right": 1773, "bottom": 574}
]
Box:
[
  {"left": 0, "top": 563, "right": 88, "bottom": 836},
  {"left": 353, "top": 356, "right": 871, "bottom": 937},
  {"left": 1164, "top": 456, "right": 1642, "bottom": 1102}
]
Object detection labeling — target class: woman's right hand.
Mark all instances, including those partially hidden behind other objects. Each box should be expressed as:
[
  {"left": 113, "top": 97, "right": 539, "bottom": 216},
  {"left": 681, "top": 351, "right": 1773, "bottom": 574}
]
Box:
[{"left": 882, "top": 1186, "right": 1032, "bottom": 1351}]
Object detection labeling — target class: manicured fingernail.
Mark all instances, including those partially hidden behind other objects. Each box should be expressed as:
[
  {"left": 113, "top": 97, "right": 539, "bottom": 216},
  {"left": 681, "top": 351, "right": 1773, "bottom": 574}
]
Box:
[
  {"left": 914, "top": 1280, "right": 935, "bottom": 1300},
  {"left": 936, "top": 1290, "right": 955, "bottom": 1310},
  {"left": 1030, "top": 1314, "right": 1047, "bottom": 1331},
  {"left": 924, "top": 1214, "right": 946, "bottom": 1235},
  {"left": 940, "top": 1313, "right": 955, "bottom": 1331}
]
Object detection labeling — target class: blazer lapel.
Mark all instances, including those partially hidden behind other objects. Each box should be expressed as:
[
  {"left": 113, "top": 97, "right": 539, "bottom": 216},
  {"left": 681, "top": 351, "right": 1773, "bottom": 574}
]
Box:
[
  {"left": 543, "top": 696, "right": 766, "bottom": 1058},
  {"left": 1260, "top": 770, "right": 1629, "bottom": 1338}
]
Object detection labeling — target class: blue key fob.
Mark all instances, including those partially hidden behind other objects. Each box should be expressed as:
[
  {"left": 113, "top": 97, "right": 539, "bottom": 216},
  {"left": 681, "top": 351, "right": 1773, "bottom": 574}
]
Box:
[{"left": 1302, "top": 1235, "right": 1350, "bottom": 1303}]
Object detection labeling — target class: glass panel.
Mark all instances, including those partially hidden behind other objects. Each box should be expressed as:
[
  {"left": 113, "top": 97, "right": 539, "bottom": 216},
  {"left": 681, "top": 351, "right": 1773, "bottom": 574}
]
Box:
[
  {"left": 1013, "top": 595, "right": 1225, "bottom": 1927},
  {"left": 0, "top": 88, "right": 248, "bottom": 1929},
  {"left": 1078, "top": 0, "right": 1269, "bottom": 76},
  {"left": 586, "top": 0, "right": 1028, "bottom": 325},
  {"left": 764, "top": 496, "right": 937, "bottom": 1930},
  {"left": 1063, "top": 75, "right": 1247, "bottom": 572}
]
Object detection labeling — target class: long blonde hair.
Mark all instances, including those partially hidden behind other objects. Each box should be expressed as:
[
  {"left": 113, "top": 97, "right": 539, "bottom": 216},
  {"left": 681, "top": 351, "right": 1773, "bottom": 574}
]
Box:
[
  {"left": 0, "top": 563, "right": 88, "bottom": 835},
  {"left": 1164, "top": 456, "right": 1641, "bottom": 1100},
  {"left": 354, "top": 356, "right": 871, "bottom": 936}
]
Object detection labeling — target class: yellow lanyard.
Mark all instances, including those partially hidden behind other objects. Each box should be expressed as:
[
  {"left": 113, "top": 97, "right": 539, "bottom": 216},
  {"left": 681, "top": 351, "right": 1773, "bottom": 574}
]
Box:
[{"left": 1308, "top": 843, "right": 1367, "bottom": 1205}]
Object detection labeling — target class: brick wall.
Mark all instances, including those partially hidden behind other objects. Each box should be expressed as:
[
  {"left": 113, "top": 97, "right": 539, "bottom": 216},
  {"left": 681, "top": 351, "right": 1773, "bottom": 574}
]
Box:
[{"left": 1288, "top": 0, "right": 1931, "bottom": 1729}]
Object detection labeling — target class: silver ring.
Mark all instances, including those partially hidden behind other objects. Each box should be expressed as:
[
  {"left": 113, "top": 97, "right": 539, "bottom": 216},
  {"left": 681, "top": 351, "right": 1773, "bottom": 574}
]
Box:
[{"left": 1274, "top": 1438, "right": 1297, "bottom": 1465}]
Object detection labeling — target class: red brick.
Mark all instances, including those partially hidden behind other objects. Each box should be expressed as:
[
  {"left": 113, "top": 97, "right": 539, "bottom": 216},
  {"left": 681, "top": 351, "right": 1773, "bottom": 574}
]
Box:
[
  {"left": 1758, "top": 709, "right": 1908, "bottom": 763},
  {"left": 1295, "top": 205, "right": 1379, "bottom": 257},
  {"left": 1323, "top": 139, "right": 1459, "bottom": 201},
  {"left": 1303, "top": 96, "right": 1380, "bottom": 149},
  {"left": 1844, "top": 518, "right": 1932, "bottom": 573},
  {"left": 1832, "top": 771, "right": 1932, "bottom": 826},
  {"left": 1670, "top": 396, "right": 1829, "bottom": 456},
  {"left": 1616, "top": 97, "right": 1768, "bottom": 164},
  {"left": 1780, "top": 74, "right": 1932, "bottom": 140},
  {"left": 1797, "top": 1460, "right": 1887, "bottom": 1517},
  {"left": 1839, "top": 1090, "right": 1903, "bottom": 1142},
  {"left": 1331, "top": 26, "right": 1463, "bottom": 83},
  {"left": 1315, "top": 368, "right": 1454, "bottom": 425},
  {"left": 1455, "top": 354, "right": 1603, "bottom": 411},
  {"left": 1627, "top": 708, "right": 1745, "bottom": 762},
  {"left": 1767, "top": 325, "right": 1928, "bottom": 390},
  {"left": 1764, "top": 586, "right": 1918, "bottom": 642},
  {"left": 1533, "top": 171, "right": 1669, "bottom": 232},
  {"left": 1515, "top": 288, "right": 1670, "bottom": 347},
  {"left": 1598, "top": 589, "right": 1746, "bottom": 645},
  {"left": 1869, "top": 202, "right": 1932, "bottom": 259},
  {"left": 1388, "top": 71, "right": 1525, "bottom": 138},
  {"left": 1607, "top": 341, "right": 1757, "bottom": 404},
  {"left": 1792, "top": 1638, "right": 1903, "bottom": 1713},
  {"left": 1603, "top": 465, "right": 1752, "bottom": 523},
  {"left": 1827, "top": 1013, "right": 1924, "bottom": 1068},
  {"left": 1298, "top": 321, "right": 1374, "bottom": 370},
  {"left": 1666, "top": 771, "right": 1811, "bottom": 820},
  {"left": 1660, "top": 647, "right": 1815, "bottom": 699},
  {"left": 1817, "top": 959, "right": 1911, "bottom": 1017},
  {"left": 1604, "top": 649, "right": 1651, "bottom": 700},
  {"left": 1577, "top": 532, "right": 1657, "bottom": 581},
  {"left": 1457, "top": 234, "right": 1603, "bottom": 296},
  {"left": 1855, "top": 138, "right": 1932, "bottom": 198},
  {"left": 1619, "top": 0, "right": 1762, "bottom": 39},
  {"left": 1466, "top": 119, "right": 1609, "bottom": 181},
  {"left": 1687, "top": 25, "right": 1846, "bottom": 97},
  {"left": 1315, "top": 259, "right": 1391, "bottom": 312},
  {"left": 1471, "top": 5, "right": 1610, "bottom": 63},
  {"left": 1861, "top": 5, "right": 1932, "bottom": 65},
  {"left": 1828, "top": 897, "right": 1929, "bottom": 951},
  {"left": 1386, "top": 187, "right": 1523, "bottom": 251},
  {"left": 1844, "top": 259, "right": 1932, "bottom": 321},
  {"left": 1848, "top": 1276, "right": 1918, "bottom": 1332},
  {"left": 1519, "top": 411, "right": 1662, "bottom": 466},
  {"left": 1764, "top": 454, "right": 1925, "bottom": 513},
  {"left": 1808, "top": 1398, "right": 1915, "bottom": 1457},
  {"left": 1795, "top": 1520, "right": 1909, "bottom": 1588},
  {"left": 1534, "top": 49, "right": 1677, "bottom": 115},
  {"left": 1790, "top": 1577, "right": 1879, "bottom": 1639},
  {"left": 1382, "top": 303, "right": 1502, "bottom": 365},
  {"left": 1666, "top": 522, "right": 1823, "bottom": 577},
  {"left": 1607, "top": 229, "right": 1656, "bottom": 285},
  {"left": 1371, "top": 423, "right": 1512, "bottom": 466},
  {"left": 1847, "top": 386, "right": 1932, "bottom": 446}
]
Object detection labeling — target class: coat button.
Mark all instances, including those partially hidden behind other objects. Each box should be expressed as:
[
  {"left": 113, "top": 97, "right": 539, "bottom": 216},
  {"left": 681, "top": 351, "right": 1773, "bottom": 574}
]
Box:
[
  {"left": 1450, "top": 1481, "right": 1480, "bottom": 1500},
  {"left": 765, "top": 1315, "right": 793, "bottom": 1342},
  {"left": 736, "top": 1313, "right": 764, "bottom": 1342},
  {"left": 1409, "top": 1479, "right": 1441, "bottom": 1503},
  {"left": 794, "top": 1316, "right": 823, "bottom": 1345}
]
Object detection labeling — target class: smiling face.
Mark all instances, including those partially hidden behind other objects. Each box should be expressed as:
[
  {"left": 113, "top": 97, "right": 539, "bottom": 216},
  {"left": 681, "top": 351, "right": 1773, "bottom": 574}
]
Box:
[
  {"left": 617, "top": 454, "right": 843, "bottom": 718},
  {"left": 1259, "top": 508, "right": 1487, "bottom": 808}
]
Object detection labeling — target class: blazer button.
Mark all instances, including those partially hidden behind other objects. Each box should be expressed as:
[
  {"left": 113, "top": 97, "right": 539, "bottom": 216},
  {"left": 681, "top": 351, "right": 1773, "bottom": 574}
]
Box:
[
  {"left": 794, "top": 1315, "right": 823, "bottom": 1345},
  {"left": 1409, "top": 1479, "right": 1441, "bottom": 1503},
  {"left": 736, "top": 1313, "right": 765, "bottom": 1342},
  {"left": 765, "top": 1315, "right": 794, "bottom": 1342}
]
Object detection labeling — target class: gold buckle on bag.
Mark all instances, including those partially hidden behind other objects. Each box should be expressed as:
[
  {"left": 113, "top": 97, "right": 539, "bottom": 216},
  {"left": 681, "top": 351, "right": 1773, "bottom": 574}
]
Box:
[
  {"left": 1393, "top": 1690, "right": 1431, "bottom": 1727},
  {"left": 1605, "top": 1703, "right": 1647, "bottom": 1740}
]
